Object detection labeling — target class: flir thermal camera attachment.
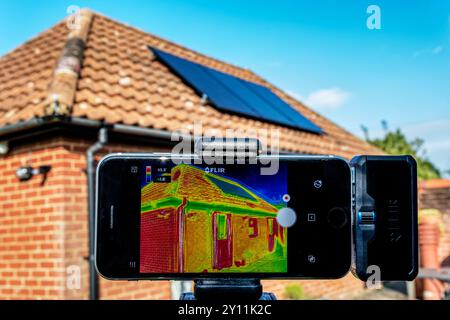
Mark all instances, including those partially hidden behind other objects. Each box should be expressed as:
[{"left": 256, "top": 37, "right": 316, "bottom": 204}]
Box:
[{"left": 350, "top": 155, "right": 418, "bottom": 281}]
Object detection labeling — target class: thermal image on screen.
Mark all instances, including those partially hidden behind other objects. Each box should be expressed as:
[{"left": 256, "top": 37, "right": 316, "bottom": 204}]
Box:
[{"left": 140, "top": 163, "right": 287, "bottom": 273}]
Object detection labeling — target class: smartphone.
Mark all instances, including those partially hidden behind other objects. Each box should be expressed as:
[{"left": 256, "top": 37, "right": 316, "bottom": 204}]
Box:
[
  {"left": 95, "top": 154, "right": 351, "bottom": 279},
  {"left": 351, "top": 155, "right": 418, "bottom": 281}
]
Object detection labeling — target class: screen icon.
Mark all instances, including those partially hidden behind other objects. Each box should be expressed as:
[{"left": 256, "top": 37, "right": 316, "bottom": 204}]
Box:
[
  {"left": 131, "top": 166, "right": 138, "bottom": 174},
  {"left": 307, "top": 213, "right": 316, "bottom": 222},
  {"left": 307, "top": 255, "right": 317, "bottom": 264},
  {"left": 146, "top": 166, "right": 152, "bottom": 183},
  {"left": 313, "top": 180, "right": 323, "bottom": 189}
]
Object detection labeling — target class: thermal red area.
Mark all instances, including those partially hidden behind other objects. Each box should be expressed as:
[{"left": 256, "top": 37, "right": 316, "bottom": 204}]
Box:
[
  {"left": 268, "top": 218, "right": 282, "bottom": 252},
  {"left": 140, "top": 208, "right": 178, "bottom": 273},
  {"left": 213, "top": 212, "right": 233, "bottom": 270}
]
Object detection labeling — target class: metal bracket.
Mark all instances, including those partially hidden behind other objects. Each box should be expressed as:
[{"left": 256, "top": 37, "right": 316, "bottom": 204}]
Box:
[
  {"left": 194, "top": 137, "right": 261, "bottom": 163},
  {"left": 180, "top": 279, "right": 276, "bottom": 301},
  {"left": 351, "top": 156, "right": 376, "bottom": 281}
]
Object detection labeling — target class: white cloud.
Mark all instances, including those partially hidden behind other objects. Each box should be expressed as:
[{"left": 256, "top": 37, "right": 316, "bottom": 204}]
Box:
[
  {"left": 304, "top": 87, "right": 350, "bottom": 110},
  {"left": 413, "top": 45, "right": 444, "bottom": 57},
  {"left": 432, "top": 46, "right": 443, "bottom": 55}
]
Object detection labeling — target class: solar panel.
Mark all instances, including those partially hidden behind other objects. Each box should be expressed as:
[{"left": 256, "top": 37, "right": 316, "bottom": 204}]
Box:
[
  {"left": 150, "top": 47, "right": 322, "bottom": 134},
  {"left": 205, "top": 67, "right": 299, "bottom": 128},
  {"left": 244, "top": 81, "right": 323, "bottom": 134},
  {"left": 151, "top": 48, "right": 257, "bottom": 117}
]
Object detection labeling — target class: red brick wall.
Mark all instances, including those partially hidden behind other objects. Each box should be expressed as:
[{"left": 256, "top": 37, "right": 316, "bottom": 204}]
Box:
[
  {"left": 0, "top": 136, "right": 171, "bottom": 300},
  {"left": 0, "top": 134, "right": 365, "bottom": 300},
  {"left": 0, "top": 138, "right": 67, "bottom": 299},
  {"left": 263, "top": 275, "right": 364, "bottom": 299},
  {"left": 419, "top": 180, "right": 450, "bottom": 266}
]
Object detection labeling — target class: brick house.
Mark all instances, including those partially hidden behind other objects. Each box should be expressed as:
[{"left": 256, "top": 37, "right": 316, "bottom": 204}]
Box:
[{"left": 0, "top": 9, "right": 382, "bottom": 300}]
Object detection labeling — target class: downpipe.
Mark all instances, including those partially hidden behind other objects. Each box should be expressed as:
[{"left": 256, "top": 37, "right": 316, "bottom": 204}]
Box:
[{"left": 86, "top": 127, "right": 108, "bottom": 300}]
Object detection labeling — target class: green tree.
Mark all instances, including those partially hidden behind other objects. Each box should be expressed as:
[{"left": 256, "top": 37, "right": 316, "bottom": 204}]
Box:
[{"left": 361, "top": 121, "right": 441, "bottom": 180}]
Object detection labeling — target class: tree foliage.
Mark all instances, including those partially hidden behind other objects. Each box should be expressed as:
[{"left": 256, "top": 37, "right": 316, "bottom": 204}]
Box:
[{"left": 362, "top": 121, "right": 441, "bottom": 180}]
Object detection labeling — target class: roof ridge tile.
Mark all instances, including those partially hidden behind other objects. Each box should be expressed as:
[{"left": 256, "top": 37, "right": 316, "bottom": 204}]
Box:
[{"left": 44, "top": 8, "right": 94, "bottom": 117}]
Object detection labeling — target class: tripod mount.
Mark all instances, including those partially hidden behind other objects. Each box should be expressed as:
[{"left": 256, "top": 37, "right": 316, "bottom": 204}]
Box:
[{"left": 180, "top": 279, "right": 276, "bottom": 300}]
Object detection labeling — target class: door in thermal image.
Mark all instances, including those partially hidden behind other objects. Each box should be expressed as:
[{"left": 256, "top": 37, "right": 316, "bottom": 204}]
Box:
[{"left": 213, "top": 212, "right": 233, "bottom": 270}]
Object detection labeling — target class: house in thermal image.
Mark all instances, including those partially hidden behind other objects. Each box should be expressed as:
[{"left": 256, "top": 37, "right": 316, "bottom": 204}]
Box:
[{"left": 140, "top": 164, "right": 286, "bottom": 273}]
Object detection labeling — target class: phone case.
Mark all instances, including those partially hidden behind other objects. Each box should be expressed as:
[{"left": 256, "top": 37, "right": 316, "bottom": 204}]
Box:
[{"left": 350, "top": 155, "right": 418, "bottom": 281}]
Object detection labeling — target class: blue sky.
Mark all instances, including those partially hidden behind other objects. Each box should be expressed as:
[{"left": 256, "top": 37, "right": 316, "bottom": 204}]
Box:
[{"left": 1, "top": 1, "right": 450, "bottom": 175}]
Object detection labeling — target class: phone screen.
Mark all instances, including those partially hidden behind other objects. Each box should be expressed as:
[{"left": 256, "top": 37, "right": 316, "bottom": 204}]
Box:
[
  {"left": 96, "top": 154, "right": 351, "bottom": 279},
  {"left": 140, "top": 162, "right": 288, "bottom": 274}
]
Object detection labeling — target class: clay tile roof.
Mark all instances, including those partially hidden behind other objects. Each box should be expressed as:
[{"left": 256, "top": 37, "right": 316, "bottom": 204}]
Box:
[{"left": 0, "top": 9, "right": 381, "bottom": 158}]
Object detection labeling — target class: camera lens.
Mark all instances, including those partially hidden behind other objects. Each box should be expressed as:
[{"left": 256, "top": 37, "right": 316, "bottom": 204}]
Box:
[{"left": 327, "top": 207, "right": 348, "bottom": 228}]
